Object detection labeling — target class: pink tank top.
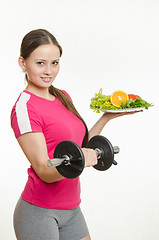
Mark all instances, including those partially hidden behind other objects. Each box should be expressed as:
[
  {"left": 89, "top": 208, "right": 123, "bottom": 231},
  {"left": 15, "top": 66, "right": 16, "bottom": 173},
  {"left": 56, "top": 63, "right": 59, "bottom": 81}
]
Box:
[{"left": 11, "top": 90, "right": 86, "bottom": 209}]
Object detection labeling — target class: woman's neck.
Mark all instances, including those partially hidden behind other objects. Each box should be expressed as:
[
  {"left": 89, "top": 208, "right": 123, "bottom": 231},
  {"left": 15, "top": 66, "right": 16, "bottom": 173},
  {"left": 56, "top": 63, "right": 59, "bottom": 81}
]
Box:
[{"left": 25, "top": 82, "right": 55, "bottom": 101}]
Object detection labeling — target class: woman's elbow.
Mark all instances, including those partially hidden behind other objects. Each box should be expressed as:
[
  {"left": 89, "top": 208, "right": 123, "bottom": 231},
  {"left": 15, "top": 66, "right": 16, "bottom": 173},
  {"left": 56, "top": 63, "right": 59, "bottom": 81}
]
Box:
[{"left": 34, "top": 163, "right": 64, "bottom": 183}]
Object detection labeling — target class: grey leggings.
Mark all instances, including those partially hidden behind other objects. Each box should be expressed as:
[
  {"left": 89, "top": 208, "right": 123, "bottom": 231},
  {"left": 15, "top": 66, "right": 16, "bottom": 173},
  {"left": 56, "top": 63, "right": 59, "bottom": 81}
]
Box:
[{"left": 13, "top": 198, "right": 89, "bottom": 240}]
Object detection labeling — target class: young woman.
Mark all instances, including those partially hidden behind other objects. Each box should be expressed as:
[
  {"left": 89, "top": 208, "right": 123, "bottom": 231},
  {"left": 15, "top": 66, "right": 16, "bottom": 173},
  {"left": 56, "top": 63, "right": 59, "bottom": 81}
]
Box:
[{"left": 11, "top": 29, "right": 136, "bottom": 240}]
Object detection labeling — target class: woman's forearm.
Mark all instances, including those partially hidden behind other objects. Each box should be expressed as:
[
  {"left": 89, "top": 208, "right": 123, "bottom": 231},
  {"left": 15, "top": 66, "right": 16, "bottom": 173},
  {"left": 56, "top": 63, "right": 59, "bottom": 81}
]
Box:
[
  {"left": 88, "top": 114, "right": 110, "bottom": 140},
  {"left": 88, "top": 111, "right": 139, "bottom": 140}
]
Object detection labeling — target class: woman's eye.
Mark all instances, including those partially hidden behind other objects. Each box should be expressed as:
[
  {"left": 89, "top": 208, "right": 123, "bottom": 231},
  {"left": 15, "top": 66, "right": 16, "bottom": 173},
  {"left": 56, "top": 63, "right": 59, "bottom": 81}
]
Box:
[
  {"left": 52, "top": 61, "right": 59, "bottom": 65},
  {"left": 37, "top": 62, "right": 44, "bottom": 65}
]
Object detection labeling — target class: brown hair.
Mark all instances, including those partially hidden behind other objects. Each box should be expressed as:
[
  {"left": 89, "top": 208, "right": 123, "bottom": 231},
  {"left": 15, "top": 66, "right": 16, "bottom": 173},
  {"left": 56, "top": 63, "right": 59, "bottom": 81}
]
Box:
[{"left": 20, "top": 29, "right": 88, "bottom": 147}]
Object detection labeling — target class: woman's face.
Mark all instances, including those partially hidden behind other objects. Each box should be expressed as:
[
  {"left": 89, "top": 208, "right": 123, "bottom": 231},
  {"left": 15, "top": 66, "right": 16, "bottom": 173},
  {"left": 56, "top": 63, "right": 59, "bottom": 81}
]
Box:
[{"left": 19, "top": 44, "right": 61, "bottom": 88}]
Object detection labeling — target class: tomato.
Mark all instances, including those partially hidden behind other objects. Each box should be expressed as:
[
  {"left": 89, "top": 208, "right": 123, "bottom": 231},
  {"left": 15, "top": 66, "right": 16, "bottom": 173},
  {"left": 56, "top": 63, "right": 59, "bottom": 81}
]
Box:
[{"left": 128, "top": 94, "right": 140, "bottom": 100}]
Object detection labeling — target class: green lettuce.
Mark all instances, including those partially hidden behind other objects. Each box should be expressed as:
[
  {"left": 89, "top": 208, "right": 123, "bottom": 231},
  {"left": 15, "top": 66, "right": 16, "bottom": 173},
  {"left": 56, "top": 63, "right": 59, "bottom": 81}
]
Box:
[{"left": 90, "top": 89, "right": 152, "bottom": 113}]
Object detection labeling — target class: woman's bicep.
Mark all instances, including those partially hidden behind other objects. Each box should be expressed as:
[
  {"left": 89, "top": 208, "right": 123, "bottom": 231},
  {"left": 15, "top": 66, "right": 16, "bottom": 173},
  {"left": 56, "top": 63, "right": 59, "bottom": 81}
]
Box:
[
  {"left": 17, "top": 132, "right": 49, "bottom": 171},
  {"left": 17, "top": 132, "right": 64, "bottom": 183}
]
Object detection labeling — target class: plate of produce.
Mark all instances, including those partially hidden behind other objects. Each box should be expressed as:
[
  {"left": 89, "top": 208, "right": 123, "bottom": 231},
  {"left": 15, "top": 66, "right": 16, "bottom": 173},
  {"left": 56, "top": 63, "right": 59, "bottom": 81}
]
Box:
[{"left": 90, "top": 89, "right": 153, "bottom": 113}]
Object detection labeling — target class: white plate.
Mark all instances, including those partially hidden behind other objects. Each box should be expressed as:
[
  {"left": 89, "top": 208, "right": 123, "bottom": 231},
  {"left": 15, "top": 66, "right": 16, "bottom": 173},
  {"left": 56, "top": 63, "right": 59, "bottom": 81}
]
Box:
[{"left": 100, "top": 107, "right": 146, "bottom": 113}]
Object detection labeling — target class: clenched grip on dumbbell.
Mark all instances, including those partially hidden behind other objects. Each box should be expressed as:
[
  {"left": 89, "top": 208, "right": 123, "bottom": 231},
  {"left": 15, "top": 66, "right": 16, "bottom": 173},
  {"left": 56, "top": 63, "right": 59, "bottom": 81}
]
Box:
[{"left": 47, "top": 135, "right": 120, "bottom": 179}]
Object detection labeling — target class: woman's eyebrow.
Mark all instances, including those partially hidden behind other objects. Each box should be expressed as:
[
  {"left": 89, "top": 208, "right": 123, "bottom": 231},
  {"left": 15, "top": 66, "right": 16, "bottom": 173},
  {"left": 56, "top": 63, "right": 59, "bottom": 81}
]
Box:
[{"left": 36, "top": 58, "right": 60, "bottom": 61}]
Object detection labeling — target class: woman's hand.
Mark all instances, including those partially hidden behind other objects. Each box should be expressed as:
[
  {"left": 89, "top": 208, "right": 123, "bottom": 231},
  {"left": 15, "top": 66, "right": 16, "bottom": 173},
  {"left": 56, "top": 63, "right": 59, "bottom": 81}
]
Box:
[
  {"left": 81, "top": 148, "right": 98, "bottom": 168},
  {"left": 102, "top": 110, "right": 143, "bottom": 121}
]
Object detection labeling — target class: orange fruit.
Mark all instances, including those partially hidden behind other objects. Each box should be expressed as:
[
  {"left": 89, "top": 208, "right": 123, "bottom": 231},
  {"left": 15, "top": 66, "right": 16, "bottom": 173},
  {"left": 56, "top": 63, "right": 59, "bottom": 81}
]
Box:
[{"left": 111, "top": 90, "right": 129, "bottom": 107}]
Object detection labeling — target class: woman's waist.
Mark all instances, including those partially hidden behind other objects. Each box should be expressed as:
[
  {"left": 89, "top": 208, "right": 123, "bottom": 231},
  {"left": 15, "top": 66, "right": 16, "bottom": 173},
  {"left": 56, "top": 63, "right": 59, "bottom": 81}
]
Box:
[{"left": 21, "top": 167, "right": 81, "bottom": 208}]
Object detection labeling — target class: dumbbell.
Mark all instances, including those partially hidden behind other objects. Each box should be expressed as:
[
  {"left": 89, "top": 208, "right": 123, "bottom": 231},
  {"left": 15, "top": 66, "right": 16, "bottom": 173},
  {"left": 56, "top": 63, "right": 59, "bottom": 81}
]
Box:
[{"left": 47, "top": 135, "right": 120, "bottom": 179}]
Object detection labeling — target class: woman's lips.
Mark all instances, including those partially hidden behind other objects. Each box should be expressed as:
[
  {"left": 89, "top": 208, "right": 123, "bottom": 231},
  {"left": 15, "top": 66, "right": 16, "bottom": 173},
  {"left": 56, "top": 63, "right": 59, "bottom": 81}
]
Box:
[{"left": 41, "top": 77, "right": 52, "bottom": 82}]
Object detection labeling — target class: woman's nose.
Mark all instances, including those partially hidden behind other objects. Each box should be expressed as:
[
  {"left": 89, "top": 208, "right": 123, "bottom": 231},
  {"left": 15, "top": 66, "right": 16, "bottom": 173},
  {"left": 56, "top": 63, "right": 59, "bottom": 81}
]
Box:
[{"left": 44, "top": 65, "right": 52, "bottom": 75}]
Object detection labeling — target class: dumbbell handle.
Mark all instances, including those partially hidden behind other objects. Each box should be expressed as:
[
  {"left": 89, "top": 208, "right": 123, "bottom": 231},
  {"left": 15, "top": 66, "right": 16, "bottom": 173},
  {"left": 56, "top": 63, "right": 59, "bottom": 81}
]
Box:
[
  {"left": 95, "top": 146, "right": 120, "bottom": 158},
  {"left": 47, "top": 155, "right": 70, "bottom": 167},
  {"left": 113, "top": 146, "right": 120, "bottom": 154},
  {"left": 95, "top": 147, "right": 119, "bottom": 166},
  {"left": 47, "top": 146, "right": 119, "bottom": 168},
  {"left": 47, "top": 149, "right": 102, "bottom": 168}
]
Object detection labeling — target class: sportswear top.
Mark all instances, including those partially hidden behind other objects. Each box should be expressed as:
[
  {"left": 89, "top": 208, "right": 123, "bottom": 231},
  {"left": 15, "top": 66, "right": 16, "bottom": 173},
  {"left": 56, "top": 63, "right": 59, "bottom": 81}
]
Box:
[{"left": 11, "top": 90, "right": 86, "bottom": 209}]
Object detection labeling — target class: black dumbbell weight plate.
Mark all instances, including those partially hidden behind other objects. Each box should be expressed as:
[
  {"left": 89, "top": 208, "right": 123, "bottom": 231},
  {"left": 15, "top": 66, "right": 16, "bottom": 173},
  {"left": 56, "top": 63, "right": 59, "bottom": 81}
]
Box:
[
  {"left": 54, "top": 141, "right": 85, "bottom": 179},
  {"left": 87, "top": 135, "right": 114, "bottom": 171}
]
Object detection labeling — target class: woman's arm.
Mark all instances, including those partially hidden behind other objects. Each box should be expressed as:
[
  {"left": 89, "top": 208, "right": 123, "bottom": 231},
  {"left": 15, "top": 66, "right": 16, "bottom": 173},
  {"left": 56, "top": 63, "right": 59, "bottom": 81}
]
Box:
[
  {"left": 17, "top": 132, "right": 65, "bottom": 183},
  {"left": 88, "top": 111, "right": 140, "bottom": 140},
  {"left": 17, "top": 132, "right": 98, "bottom": 183}
]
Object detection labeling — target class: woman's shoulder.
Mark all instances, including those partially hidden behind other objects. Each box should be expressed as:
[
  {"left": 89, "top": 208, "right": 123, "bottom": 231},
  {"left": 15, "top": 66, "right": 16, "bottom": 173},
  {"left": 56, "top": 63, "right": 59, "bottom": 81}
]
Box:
[
  {"left": 10, "top": 91, "right": 42, "bottom": 139},
  {"left": 10, "top": 90, "right": 40, "bottom": 124},
  {"left": 12, "top": 90, "right": 31, "bottom": 106},
  {"left": 11, "top": 91, "right": 34, "bottom": 117}
]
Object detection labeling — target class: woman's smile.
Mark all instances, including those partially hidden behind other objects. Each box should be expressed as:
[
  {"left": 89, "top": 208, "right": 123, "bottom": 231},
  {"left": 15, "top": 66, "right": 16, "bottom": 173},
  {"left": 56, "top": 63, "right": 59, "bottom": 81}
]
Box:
[{"left": 41, "top": 77, "right": 52, "bottom": 82}]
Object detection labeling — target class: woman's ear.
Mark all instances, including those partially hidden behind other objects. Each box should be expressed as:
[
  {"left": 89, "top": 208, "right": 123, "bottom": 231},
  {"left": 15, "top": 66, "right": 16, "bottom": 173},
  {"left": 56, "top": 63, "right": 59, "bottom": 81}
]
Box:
[{"left": 18, "top": 56, "right": 26, "bottom": 72}]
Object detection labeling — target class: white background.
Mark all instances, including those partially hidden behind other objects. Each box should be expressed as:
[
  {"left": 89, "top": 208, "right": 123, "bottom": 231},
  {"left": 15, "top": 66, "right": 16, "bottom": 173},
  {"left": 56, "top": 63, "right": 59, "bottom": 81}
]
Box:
[{"left": 1, "top": 0, "right": 159, "bottom": 239}]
